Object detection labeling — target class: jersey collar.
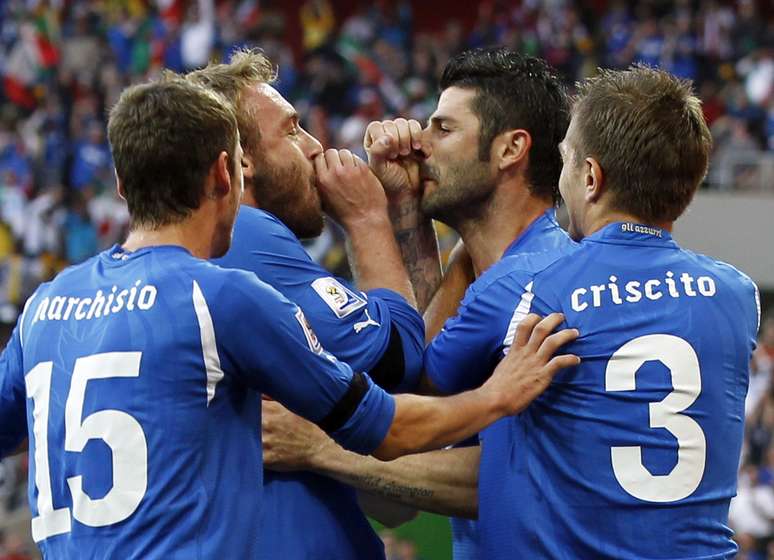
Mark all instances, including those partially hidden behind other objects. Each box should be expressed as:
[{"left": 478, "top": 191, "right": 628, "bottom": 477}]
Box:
[
  {"left": 503, "top": 209, "right": 561, "bottom": 257},
  {"left": 583, "top": 221, "right": 678, "bottom": 248},
  {"left": 102, "top": 244, "right": 193, "bottom": 264}
]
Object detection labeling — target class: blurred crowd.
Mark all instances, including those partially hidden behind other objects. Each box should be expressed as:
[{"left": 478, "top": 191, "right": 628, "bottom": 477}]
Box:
[
  {"left": 0, "top": 0, "right": 771, "bottom": 320},
  {"left": 0, "top": 0, "right": 772, "bottom": 557},
  {"left": 733, "top": 313, "right": 774, "bottom": 559}
]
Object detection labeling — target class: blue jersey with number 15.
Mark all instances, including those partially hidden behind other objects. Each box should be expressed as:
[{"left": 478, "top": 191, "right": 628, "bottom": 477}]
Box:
[
  {"left": 478, "top": 223, "right": 760, "bottom": 559},
  {"left": 0, "top": 244, "right": 395, "bottom": 559}
]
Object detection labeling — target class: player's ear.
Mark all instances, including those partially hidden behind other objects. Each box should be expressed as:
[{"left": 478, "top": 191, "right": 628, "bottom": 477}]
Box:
[
  {"left": 584, "top": 157, "right": 604, "bottom": 203},
  {"left": 494, "top": 129, "right": 531, "bottom": 172},
  {"left": 241, "top": 148, "right": 256, "bottom": 181},
  {"left": 210, "top": 151, "right": 233, "bottom": 199},
  {"left": 115, "top": 170, "right": 126, "bottom": 201}
]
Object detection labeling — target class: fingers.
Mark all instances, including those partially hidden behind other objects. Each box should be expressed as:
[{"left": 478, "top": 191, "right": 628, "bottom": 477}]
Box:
[
  {"left": 513, "top": 314, "right": 542, "bottom": 348},
  {"left": 408, "top": 119, "right": 422, "bottom": 151},
  {"left": 364, "top": 119, "right": 424, "bottom": 159},
  {"left": 262, "top": 399, "right": 284, "bottom": 421},
  {"left": 537, "top": 327, "right": 580, "bottom": 361},
  {"left": 314, "top": 151, "right": 328, "bottom": 177},
  {"left": 319, "top": 149, "right": 362, "bottom": 176},
  {"left": 338, "top": 149, "right": 355, "bottom": 167},
  {"left": 526, "top": 313, "right": 566, "bottom": 350},
  {"left": 547, "top": 354, "right": 582, "bottom": 372},
  {"left": 324, "top": 148, "right": 343, "bottom": 169}
]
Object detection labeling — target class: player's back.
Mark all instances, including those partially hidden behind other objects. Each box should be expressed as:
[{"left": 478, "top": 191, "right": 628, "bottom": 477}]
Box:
[
  {"left": 479, "top": 223, "right": 759, "bottom": 559},
  {"left": 19, "top": 245, "right": 265, "bottom": 559}
]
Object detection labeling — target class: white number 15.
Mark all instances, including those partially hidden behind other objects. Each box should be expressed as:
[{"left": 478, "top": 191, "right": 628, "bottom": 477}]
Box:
[{"left": 25, "top": 352, "right": 148, "bottom": 542}]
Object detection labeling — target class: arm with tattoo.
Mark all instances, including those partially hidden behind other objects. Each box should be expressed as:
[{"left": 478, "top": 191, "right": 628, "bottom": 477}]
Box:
[{"left": 262, "top": 399, "right": 479, "bottom": 520}]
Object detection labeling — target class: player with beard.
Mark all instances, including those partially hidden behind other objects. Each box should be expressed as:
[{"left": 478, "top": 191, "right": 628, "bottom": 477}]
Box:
[
  {"left": 261, "top": 48, "right": 574, "bottom": 560},
  {"left": 186, "top": 51, "right": 426, "bottom": 559}
]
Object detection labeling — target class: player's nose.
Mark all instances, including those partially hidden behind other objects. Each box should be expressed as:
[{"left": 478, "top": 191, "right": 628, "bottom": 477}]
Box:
[{"left": 302, "top": 128, "right": 323, "bottom": 159}]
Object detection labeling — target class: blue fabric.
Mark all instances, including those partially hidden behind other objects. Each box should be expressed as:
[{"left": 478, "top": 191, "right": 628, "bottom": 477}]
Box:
[
  {"left": 214, "top": 205, "right": 425, "bottom": 560},
  {"left": 0, "top": 244, "right": 394, "bottom": 558},
  {"left": 426, "top": 210, "right": 577, "bottom": 560},
  {"left": 475, "top": 222, "right": 758, "bottom": 559}
]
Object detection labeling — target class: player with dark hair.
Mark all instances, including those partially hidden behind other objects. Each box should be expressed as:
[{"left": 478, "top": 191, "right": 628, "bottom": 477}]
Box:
[
  {"left": 0, "top": 77, "right": 579, "bottom": 558},
  {"left": 186, "top": 49, "right": 428, "bottom": 558},
  {"left": 262, "top": 62, "right": 760, "bottom": 557},
  {"left": 262, "top": 47, "right": 574, "bottom": 559}
]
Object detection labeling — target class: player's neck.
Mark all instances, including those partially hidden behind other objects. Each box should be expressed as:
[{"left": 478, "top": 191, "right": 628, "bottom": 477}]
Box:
[
  {"left": 457, "top": 192, "right": 552, "bottom": 276},
  {"left": 123, "top": 216, "right": 218, "bottom": 260},
  {"left": 583, "top": 208, "right": 673, "bottom": 237}
]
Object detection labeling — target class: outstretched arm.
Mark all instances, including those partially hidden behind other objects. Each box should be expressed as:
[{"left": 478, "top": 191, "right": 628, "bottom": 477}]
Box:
[{"left": 263, "top": 399, "right": 480, "bottom": 519}]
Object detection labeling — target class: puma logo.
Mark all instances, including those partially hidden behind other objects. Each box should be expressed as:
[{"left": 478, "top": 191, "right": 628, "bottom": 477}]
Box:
[{"left": 354, "top": 310, "right": 380, "bottom": 333}]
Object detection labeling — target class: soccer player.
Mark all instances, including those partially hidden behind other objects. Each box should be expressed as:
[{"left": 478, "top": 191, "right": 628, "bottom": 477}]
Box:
[
  {"left": 185, "top": 51, "right": 426, "bottom": 557},
  {"left": 0, "top": 78, "right": 579, "bottom": 558},
  {"left": 464, "top": 65, "right": 758, "bottom": 559},
  {"left": 263, "top": 48, "right": 574, "bottom": 560},
  {"left": 263, "top": 64, "right": 761, "bottom": 557}
]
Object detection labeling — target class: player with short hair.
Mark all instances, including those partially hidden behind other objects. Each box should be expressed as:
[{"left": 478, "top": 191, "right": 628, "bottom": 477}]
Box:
[
  {"left": 186, "top": 50, "right": 427, "bottom": 558},
  {"left": 0, "top": 77, "right": 578, "bottom": 559},
  {"left": 262, "top": 63, "right": 761, "bottom": 558},
  {"left": 471, "top": 65, "right": 759, "bottom": 558},
  {"left": 263, "top": 47, "right": 574, "bottom": 560}
]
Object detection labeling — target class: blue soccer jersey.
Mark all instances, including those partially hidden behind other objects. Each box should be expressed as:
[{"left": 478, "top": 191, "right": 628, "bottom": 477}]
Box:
[
  {"left": 424, "top": 209, "right": 576, "bottom": 560},
  {"left": 213, "top": 206, "right": 424, "bottom": 560},
  {"left": 475, "top": 223, "right": 760, "bottom": 559},
  {"left": 0, "top": 244, "right": 395, "bottom": 559}
]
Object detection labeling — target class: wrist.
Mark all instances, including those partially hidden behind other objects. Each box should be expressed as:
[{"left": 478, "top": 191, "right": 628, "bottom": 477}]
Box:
[
  {"left": 309, "top": 438, "right": 346, "bottom": 474},
  {"left": 473, "top": 382, "right": 511, "bottom": 421},
  {"left": 342, "top": 208, "right": 392, "bottom": 234}
]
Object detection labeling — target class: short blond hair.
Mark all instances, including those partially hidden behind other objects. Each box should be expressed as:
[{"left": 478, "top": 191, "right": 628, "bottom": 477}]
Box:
[{"left": 187, "top": 49, "right": 277, "bottom": 153}]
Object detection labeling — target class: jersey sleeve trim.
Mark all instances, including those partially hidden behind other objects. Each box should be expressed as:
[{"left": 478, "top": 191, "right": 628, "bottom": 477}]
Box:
[{"left": 318, "top": 371, "right": 369, "bottom": 433}]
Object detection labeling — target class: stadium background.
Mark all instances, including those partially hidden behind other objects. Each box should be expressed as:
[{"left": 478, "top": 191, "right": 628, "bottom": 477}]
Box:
[{"left": 0, "top": 0, "right": 771, "bottom": 558}]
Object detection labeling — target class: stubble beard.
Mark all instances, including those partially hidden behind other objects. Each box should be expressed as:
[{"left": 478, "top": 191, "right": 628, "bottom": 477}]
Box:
[
  {"left": 250, "top": 158, "right": 324, "bottom": 239},
  {"left": 420, "top": 159, "right": 495, "bottom": 227}
]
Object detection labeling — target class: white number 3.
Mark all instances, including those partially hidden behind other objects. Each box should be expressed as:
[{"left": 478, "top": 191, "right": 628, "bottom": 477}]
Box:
[
  {"left": 25, "top": 352, "right": 148, "bottom": 542},
  {"left": 605, "top": 334, "right": 706, "bottom": 503}
]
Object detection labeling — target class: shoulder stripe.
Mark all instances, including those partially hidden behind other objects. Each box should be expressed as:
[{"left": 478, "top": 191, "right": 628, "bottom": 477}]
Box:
[
  {"left": 192, "top": 281, "right": 225, "bottom": 406},
  {"left": 503, "top": 281, "right": 534, "bottom": 352}
]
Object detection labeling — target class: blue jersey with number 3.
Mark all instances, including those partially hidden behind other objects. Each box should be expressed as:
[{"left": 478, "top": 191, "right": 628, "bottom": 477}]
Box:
[
  {"left": 0, "top": 245, "right": 395, "bottom": 559},
  {"left": 424, "top": 209, "right": 576, "bottom": 560},
  {"left": 477, "top": 223, "right": 759, "bottom": 559}
]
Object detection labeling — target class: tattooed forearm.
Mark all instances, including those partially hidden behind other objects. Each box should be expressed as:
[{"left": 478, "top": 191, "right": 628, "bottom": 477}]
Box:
[
  {"left": 389, "top": 198, "right": 442, "bottom": 313},
  {"left": 348, "top": 473, "right": 434, "bottom": 501}
]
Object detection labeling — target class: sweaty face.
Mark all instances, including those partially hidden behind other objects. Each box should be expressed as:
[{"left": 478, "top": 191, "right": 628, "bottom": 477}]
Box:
[
  {"left": 557, "top": 118, "right": 586, "bottom": 241},
  {"left": 419, "top": 87, "right": 496, "bottom": 225},
  {"left": 242, "top": 84, "right": 324, "bottom": 239}
]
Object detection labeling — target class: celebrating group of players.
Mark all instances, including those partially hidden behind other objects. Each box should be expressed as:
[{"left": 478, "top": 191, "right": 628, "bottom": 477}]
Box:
[{"left": 0, "top": 46, "right": 762, "bottom": 559}]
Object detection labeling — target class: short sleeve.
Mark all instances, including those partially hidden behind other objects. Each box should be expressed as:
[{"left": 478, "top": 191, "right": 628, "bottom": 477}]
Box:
[
  {"left": 425, "top": 270, "right": 536, "bottom": 394},
  {"left": 215, "top": 207, "right": 424, "bottom": 390},
  {"left": 205, "top": 270, "right": 396, "bottom": 454}
]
